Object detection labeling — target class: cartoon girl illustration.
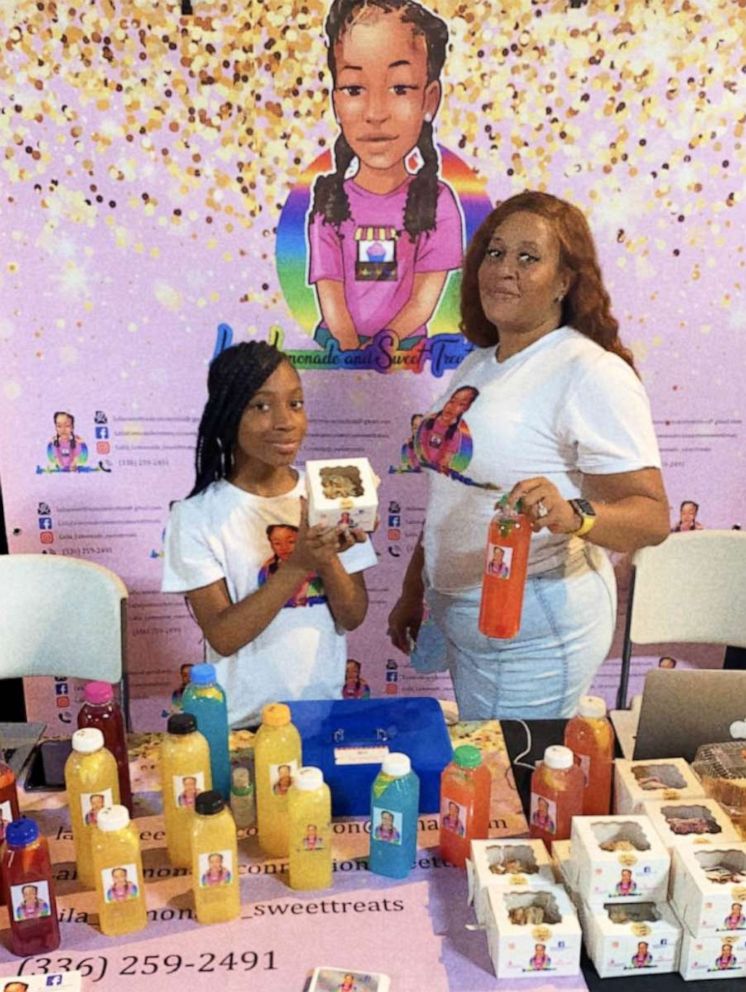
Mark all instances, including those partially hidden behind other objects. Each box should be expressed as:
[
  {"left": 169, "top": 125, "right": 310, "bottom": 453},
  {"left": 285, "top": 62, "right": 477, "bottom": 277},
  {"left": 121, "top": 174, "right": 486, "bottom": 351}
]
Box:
[
  {"left": 616, "top": 868, "right": 637, "bottom": 895},
  {"left": 414, "top": 386, "right": 479, "bottom": 475},
  {"left": 303, "top": 824, "right": 324, "bottom": 850},
  {"left": 528, "top": 943, "right": 551, "bottom": 971},
  {"left": 177, "top": 775, "right": 199, "bottom": 808},
  {"left": 531, "top": 796, "right": 555, "bottom": 834},
  {"left": 374, "top": 809, "right": 400, "bottom": 842},
  {"left": 337, "top": 975, "right": 357, "bottom": 992},
  {"left": 15, "top": 884, "right": 50, "bottom": 920},
  {"left": 441, "top": 800, "right": 465, "bottom": 836},
  {"left": 631, "top": 941, "right": 653, "bottom": 968},
  {"left": 715, "top": 942, "right": 736, "bottom": 969},
  {"left": 393, "top": 413, "right": 424, "bottom": 473},
  {"left": 487, "top": 545, "right": 510, "bottom": 578},
  {"left": 46, "top": 410, "right": 88, "bottom": 472},
  {"left": 106, "top": 866, "right": 139, "bottom": 902},
  {"left": 257, "top": 524, "right": 325, "bottom": 607},
  {"left": 308, "top": 0, "right": 464, "bottom": 351},
  {"left": 84, "top": 793, "right": 105, "bottom": 826},
  {"left": 724, "top": 902, "right": 745, "bottom": 930},
  {"left": 273, "top": 764, "right": 294, "bottom": 796},
  {"left": 201, "top": 852, "right": 232, "bottom": 886},
  {"left": 672, "top": 499, "right": 703, "bottom": 532},
  {"left": 342, "top": 658, "right": 371, "bottom": 698}
]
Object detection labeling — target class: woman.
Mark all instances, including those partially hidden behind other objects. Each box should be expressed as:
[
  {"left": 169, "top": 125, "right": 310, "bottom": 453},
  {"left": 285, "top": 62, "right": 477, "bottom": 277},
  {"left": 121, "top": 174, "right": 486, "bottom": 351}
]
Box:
[{"left": 388, "top": 191, "right": 669, "bottom": 719}]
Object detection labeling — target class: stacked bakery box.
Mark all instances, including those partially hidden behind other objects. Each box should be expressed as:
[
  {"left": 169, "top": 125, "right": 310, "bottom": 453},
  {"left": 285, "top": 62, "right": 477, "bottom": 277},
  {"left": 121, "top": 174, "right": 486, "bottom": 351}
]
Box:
[
  {"left": 467, "top": 838, "right": 583, "bottom": 979},
  {"left": 550, "top": 756, "right": 746, "bottom": 980}
]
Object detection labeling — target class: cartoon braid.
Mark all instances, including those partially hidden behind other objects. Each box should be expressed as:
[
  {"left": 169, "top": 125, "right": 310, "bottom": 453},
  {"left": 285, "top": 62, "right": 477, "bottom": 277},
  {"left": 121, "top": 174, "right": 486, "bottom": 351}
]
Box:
[
  {"left": 403, "top": 120, "right": 440, "bottom": 239},
  {"left": 188, "top": 342, "right": 286, "bottom": 498},
  {"left": 52, "top": 410, "right": 77, "bottom": 450},
  {"left": 311, "top": 132, "right": 355, "bottom": 226}
]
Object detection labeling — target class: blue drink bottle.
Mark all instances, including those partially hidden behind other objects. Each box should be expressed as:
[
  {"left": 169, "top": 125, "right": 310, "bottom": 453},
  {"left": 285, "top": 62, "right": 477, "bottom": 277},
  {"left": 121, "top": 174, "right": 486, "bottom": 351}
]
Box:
[
  {"left": 368, "top": 753, "right": 420, "bottom": 879},
  {"left": 181, "top": 663, "right": 231, "bottom": 801}
]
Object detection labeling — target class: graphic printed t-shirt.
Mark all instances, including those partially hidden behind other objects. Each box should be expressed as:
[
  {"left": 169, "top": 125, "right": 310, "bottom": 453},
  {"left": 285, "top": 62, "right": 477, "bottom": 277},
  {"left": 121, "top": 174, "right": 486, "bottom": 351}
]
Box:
[
  {"left": 418, "top": 327, "right": 662, "bottom": 591},
  {"left": 161, "top": 472, "right": 376, "bottom": 726}
]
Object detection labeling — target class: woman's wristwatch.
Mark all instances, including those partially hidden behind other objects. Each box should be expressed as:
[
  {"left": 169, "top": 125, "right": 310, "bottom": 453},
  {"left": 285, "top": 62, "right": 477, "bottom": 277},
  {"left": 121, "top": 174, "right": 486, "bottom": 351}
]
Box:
[{"left": 568, "top": 498, "right": 597, "bottom": 537}]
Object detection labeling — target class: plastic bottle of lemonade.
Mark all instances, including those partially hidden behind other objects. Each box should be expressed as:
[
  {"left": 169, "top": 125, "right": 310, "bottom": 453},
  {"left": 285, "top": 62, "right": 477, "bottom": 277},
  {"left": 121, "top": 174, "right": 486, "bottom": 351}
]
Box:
[
  {"left": 1, "top": 818, "right": 60, "bottom": 955},
  {"left": 92, "top": 804, "right": 147, "bottom": 936},
  {"left": 529, "top": 745, "right": 584, "bottom": 845},
  {"left": 255, "top": 703, "right": 302, "bottom": 858},
  {"left": 78, "top": 680, "right": 133, "bottom": 815},
  {"left": 439, "top": 745, "right": 491, "bottom": 868},
  {"left": 181, "top": 663, "right": 231, "bottom": 801},
  {"left": 288, "top": 767, "right": 332, "bottom": 891},
  {"left": 64, "top": 727, "right": 120, "bottom": 888},
  {"left": 478, "top": 496, "right": 532, "bottom": 639},
  {"left": 563, "top": 695, "right": 614, "bottom": 815},
  {"left": 368, "top": 753, "right": 420, "bottom": 879},
  {"left": 160, "top": 712, "right": 212, "bottom": 868},
  {"left": 190, "top": 789, "right": 240, "bottom": 924}
]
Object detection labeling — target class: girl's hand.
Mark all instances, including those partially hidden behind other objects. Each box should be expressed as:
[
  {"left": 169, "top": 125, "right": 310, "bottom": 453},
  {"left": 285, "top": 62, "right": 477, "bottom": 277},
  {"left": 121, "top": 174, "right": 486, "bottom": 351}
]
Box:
[
  {"left": 289, "top": 498, "right": 340, "bottom": 571},
  {"left": 508, "top": 477, "right": 579, "bottom": 534},
  {"left": 387, "top": 594, "right": 424, "bottom": 655}
]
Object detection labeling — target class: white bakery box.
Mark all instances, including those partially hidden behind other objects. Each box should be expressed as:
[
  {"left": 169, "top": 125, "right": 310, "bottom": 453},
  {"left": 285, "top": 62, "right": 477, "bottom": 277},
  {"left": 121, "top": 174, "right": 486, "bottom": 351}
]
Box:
[
  {"left": 551, "top": 839, "right": 579, "bottom": 896},
  {"left": 642, "top": 796, "right": 740, "bottom": 883},
  {"left": 466, "top": 838, "right": 555, "bottom": 925},
  {"left": 614, "top": 757, "right": 705, "bottom": 815},
  {"left": 670, "top": 840, "right": 746, "bottom": 938},
  {"left": 483, "top": 882, "right": 582, "bottom": 979},
  {"left": 305, "top": 457, "right": 378, "bottom": 531},
  {"left": 679, "top": 930, "right": 746, "bottom": 981},
  {"left": 578, "top": 897, "right": 682, "bottom": 978},
  {"left": 571, "top": 814, "right": 670, "bottom": 906}
]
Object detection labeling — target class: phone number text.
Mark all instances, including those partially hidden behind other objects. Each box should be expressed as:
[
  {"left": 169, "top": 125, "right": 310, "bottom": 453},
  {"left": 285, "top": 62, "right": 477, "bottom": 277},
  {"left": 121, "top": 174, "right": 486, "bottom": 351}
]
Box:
[{"left": 18, "top": 950, "right": 277, "bottom": 981}]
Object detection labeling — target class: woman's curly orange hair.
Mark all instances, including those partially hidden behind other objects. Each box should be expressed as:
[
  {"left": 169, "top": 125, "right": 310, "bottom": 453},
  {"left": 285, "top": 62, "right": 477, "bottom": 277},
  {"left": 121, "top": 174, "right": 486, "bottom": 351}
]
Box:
[{"left": 460, "top": 191, "right": 636, "bottom": 371}]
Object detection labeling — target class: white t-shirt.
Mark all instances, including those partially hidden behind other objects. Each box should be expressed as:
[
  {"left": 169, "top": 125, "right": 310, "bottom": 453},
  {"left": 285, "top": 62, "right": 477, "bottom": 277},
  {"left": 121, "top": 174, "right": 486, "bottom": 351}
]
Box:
[
  {"left": 420, "top": 327, "right": 661, "bottom": 592},
  {"left": 161, "top": 472, "right": 377, "bottom": 727}
]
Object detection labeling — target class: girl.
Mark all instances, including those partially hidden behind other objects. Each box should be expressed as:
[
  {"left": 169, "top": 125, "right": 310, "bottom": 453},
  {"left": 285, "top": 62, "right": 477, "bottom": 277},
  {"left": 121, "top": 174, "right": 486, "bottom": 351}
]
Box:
[
  {"left": 201, "top": 852, "right": 231, "bottom": 886},
  {"left": 162, "top": 342, "right": 376, "bottom": 728},
  {"left": 342, "top": 658, "right": 370, "bottom": 698},
  {"left": 414, "top": 385, "right": 479, "bottom": 475},
  {"left": 47, "top": 410, "right": 88, "bottom": 471},
  {"left": 16, "top": 884, "right": 50, "bottom": 920},
  {"left": 106, "top": 867, "right": 139, "bottom": 902},
  {"left": 309, "top": 0, "right": 463, "bottom": 350}
]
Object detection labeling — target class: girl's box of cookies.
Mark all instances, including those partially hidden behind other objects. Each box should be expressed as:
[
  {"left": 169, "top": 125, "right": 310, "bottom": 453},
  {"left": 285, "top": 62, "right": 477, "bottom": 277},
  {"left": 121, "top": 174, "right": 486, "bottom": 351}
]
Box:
[{"left": 305, "top": 457, "right": 378, "bottom": 531}]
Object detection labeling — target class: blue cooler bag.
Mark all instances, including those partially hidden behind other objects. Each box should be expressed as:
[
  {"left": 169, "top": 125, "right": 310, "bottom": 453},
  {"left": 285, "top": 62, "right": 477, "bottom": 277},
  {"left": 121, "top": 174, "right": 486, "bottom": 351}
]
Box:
[{"left": 286, "top": 697, "right": 453, "bottom": 816}]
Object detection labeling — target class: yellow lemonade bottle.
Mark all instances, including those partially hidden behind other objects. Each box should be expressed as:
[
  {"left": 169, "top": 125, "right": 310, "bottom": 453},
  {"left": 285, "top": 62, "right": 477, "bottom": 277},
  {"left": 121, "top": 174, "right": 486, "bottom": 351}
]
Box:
[
  {"left": 92, "top": 805, "right": 147, "bottom": 936},
  {"left": 160, "top": 712, "right": 212, "bottom": 868},
  {"left": 288, "top": 767, "right": 332, "bottom": 891},
  {"left": 64, "top": 728, "right": 120, "bottom": 888},
  {"left": 190, "top": 790, "right": 240, "bottom": 924},
  {"left": 255, "top": 703, "right": 302, "bottom": 858}
]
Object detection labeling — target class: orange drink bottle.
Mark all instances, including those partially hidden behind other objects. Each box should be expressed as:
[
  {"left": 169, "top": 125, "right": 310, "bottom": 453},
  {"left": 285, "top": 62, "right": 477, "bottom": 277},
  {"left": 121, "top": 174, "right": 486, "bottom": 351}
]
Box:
[
  {"left": 0, "top": 755, "right": 21, "bottom": 907},
  {"left": 92, "top": 805, "right": 148, "bottom": 936},
  {"left": 564, "top": 695, "right": 614, "bottom": 815},
  {"left": 64, "top": 727, "right": 120, "bottom": 888},
  {"left": 529, "top": 745, "right": 584, "bottom": 845},
  {"left": 439, "top": 745, "right": 491, "bottom": 868},
  {"left": 1, "top": 818, "right": 60, "bottom": 956},
  {"left": 478, "top": 496, "right": 531, "bottom": 639}
]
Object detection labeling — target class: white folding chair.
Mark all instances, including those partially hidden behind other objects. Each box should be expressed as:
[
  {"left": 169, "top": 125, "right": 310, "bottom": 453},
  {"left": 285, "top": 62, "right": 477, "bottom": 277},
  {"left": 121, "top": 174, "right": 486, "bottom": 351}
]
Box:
[
  {"left": 617, "top": 530, "right": 746, "bottom": 709},
  {"left": 0, "top": 554, "right": 130, "bottom": 729}
]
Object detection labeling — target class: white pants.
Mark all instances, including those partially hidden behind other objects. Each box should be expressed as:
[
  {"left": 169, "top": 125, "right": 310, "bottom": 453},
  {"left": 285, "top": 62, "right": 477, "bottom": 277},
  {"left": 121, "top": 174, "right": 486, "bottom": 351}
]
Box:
[{"left": 427, "top": 544, "right": 617, "bottom": 720}]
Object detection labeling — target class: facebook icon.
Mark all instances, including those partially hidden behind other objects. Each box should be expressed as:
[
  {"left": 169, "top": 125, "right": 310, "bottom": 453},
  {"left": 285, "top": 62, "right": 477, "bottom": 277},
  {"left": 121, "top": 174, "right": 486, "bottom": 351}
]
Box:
[
  {"left": 47, "top": 977, "right": 65, "bottom": 987},
  {"left": 38, "top": 517, "right": 53, "bottom": 530}
]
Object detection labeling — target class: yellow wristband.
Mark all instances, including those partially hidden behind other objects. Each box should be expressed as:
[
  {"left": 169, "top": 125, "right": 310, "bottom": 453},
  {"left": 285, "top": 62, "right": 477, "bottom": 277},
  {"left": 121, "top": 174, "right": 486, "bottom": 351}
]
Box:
[{"left": 571, "top": 512, "right": 597, "bottom": 538}]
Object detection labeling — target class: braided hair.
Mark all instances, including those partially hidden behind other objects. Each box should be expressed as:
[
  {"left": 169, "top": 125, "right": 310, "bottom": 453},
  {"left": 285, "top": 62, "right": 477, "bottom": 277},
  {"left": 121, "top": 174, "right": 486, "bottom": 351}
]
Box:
[
  {"left": 311, "top": 0, "right": 448, "bottom": 241},
  {"left": 188, "top": 342, "right": 287, "bottom": 498},
  {"left": 52, "top": 411, "right": 77, "bottom": 450}
]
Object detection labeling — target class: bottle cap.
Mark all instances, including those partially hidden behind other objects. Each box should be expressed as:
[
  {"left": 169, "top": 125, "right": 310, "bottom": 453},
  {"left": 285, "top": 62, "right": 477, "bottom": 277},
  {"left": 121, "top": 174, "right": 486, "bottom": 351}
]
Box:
[
  {"left": 97, "top": 805, "right": 130, "bottom": 832},
  {"left": 381, "top": 752, "right": 411, "bottom": 778},
  {"left": 72, "top": 727, "right": 104, "bottom": 753},
  {"left": 189, "top": 662, "right": 216, "bottom": 686},
  {"left": 577, "top": 695, "right": 607, "bottom": 719},
  {"left": 294, "top": 766, "right": 324, "bottom": 792},
  {"left": 453, "top": 745, "right": 483, "bottom": 769},
  {"left": 195, "top": 789, "right": 225, "bottom": 816},
  {"left": 261, "top": 702, "right": 291, "bottom": 727},
  {"left": 167, "top": 712, "right": 197, "bottom": 735},
  {"left": 544, "top": 744, "right": 574, "bottom": 770},
  {"left": 5, "top": 817, "right": 40, "bottom": 848},
  {"left": 231, "top": 766, "right": 252, "bottom": 796},
  {"left": 83, "top": 681, "right": 114, "bottom": 705}
]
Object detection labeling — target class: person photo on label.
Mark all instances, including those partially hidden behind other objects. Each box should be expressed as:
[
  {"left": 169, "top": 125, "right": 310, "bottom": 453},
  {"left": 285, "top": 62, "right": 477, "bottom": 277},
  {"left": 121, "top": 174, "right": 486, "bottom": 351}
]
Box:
[{"left": 388, "top": 191, "right": 669, "bottom": 721}]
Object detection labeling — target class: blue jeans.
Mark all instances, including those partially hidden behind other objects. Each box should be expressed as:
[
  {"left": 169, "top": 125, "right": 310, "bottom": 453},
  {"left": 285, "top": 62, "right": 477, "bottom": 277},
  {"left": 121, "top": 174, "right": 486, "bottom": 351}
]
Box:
[{"left": 427, "top": 545, "right": 616, "bottom": 720}]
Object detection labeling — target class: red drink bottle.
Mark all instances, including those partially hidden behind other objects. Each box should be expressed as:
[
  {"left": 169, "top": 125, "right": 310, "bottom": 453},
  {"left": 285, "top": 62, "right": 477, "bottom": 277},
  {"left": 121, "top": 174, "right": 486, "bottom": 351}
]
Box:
[
  {"left": 439, "top": 745, "right": 491, "bottom": 868},
  {"left": 529, "top": 745, "right": 584, "bottom": 845},
  {"left": 78, "top": 681, "right": 133, "bottom": 814},
  {"left": 1, "top": 818, "right": 60, "bottom": 955},
  {"left": 478, "top": 497, "right": 531, "bottom": 639},
  {"left": 564, "top": 695, "right": 614, "bottom": 815},
  {"left": 0, "top": 756, "right": 21, "bottom": 907}
]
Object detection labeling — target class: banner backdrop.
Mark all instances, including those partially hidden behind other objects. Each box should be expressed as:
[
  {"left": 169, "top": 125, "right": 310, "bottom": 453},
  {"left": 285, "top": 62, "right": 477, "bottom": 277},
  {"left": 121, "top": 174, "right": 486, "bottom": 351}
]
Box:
[{"left": 0, "top": 1, "right": 743, "bottom": 729}]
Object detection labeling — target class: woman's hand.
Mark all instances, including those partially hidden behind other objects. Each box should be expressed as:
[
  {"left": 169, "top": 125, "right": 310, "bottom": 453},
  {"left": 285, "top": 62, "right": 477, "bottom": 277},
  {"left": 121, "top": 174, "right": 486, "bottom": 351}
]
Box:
[
  {"left": 387, "top": 594, "right": 424, "bottom": 655},
  {"left": 508, "top": 477, "right": 579, "bottom": 534}
]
